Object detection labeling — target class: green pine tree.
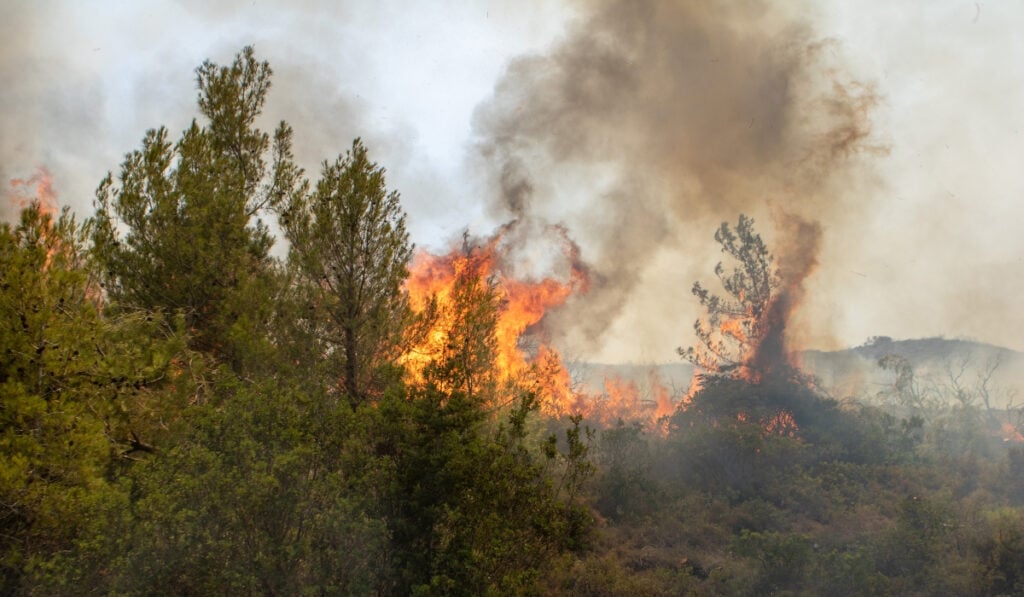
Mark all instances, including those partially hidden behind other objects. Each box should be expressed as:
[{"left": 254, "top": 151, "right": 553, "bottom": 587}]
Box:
[
  {"left": 0, "top": 203, "right": 187, "bottom": 593},
  {"left": 282, "top": 138, "right": 412, "bottom": 407},
  {"left": 90, "top": 46, "right": 304, "bottom": 369}
]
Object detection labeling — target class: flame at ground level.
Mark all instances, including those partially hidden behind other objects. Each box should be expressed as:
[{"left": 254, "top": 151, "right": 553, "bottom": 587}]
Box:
[
  {"left": 399, "top": 228, "right": 694, "bottom": 428},
  {"left": 1002, "top": 422, "right": 1024, "bottom": 443}
]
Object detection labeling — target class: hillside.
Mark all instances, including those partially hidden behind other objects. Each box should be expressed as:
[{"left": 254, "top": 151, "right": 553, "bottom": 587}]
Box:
[
  {"left": 568, "top": 337, "right": 1024, "bottom": 409},
  {"left": 802, "top": 336, "right": 1024, "bottom": 406}
]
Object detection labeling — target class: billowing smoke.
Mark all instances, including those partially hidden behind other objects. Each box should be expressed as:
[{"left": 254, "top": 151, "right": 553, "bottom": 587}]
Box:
[
  {"left": 749, "top": 210, "right": 822, "bottom": 377},
  {"left": 471, "top": 0, "right": 880, "bottom": 360}
]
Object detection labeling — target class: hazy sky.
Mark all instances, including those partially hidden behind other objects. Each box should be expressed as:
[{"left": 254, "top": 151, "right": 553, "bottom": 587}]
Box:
[{"left": 3, "top": 1, "right": 1023, "bottom": 362}]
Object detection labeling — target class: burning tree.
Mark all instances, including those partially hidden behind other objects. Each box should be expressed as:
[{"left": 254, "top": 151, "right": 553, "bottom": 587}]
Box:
[
  {"left": 401, "top": 225, "right": 694, "bottom": 427},
  {"left": 401, "top": 237, "right": 504, "bottom": 402},
  {"left": 401, "top": 230, "right": 582, "bottom": 413},
  {"left": 681, "top": 214, "right": 780, "bottom": 380}
]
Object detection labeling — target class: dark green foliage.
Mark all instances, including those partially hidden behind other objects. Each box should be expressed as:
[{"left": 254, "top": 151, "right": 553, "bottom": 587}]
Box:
[
  {"left": 365, "top": 249, "right": 593, "bottom": 594},
  {"left": 873, "top": 495, "right": 952, "bottom": 589},
  {"left": 1007, "top": 447, "right": 1024, "bottom": 503},
  {"left": 574, "top": 360, "right": 1024, "bottom": 595},
  {"left": 666, "top": 375, "right": 872, "bottom": 499},
  {"left": 113, "top": 380, "right": 391, "bottom": 595},
  {"left": 594, "top": 420, "right": 659, "bottom": 521},
  {"left": 283, "top": 138, "right": 412, "bottom": 407},
  {"left": 2, "top": 48, "right": 595, "bottom": 595},
  {"left": 812, "top": 546, "right": 891, "bottom": 596},
  {"left": 90, "top": 47, "right": 300, "bottom": 366},
  {"left": 373, "top": 387, "right": 592, "bottom": 595},
  {"left": 0, "top": 204, "right": 187, "bottom": 593},
  {"left": 974, "top": 508, "right": 1024, "bottom": 595},
  {"left": 9, "top": 49, "right": 1024, "bottom": 596},
  {"left": 0, "top": 205, "right": 113, "bottom": 592},
  {"left": 731, "top": 529, "right": 814, "bottom": 593}
]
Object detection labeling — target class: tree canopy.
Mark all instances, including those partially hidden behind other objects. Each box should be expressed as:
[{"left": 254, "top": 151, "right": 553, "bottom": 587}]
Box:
[
  {"left": 2, "top": 48, "right": 595, "bottom": 595},
  {"left": 90, "top": 47, "right": 301, "bottom": 366},
  {"left": 283, "top": 138, "right": 412, "bottom": 407}
]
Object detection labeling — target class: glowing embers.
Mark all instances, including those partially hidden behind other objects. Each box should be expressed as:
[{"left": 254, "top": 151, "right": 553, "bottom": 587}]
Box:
[{"left": 1002, "top": 422, "right": 1024, "bottom": 443}]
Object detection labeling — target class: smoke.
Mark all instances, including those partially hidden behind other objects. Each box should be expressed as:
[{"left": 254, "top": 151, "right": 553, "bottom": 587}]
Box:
[
  {"left": 18, "top": 1, "right": 1018, "bottom": 361},
  {"left": 748, "top": 210, "right": 823, "bottom": 377},
  {"left": 0, "top": 2, "right": 203, "bottom": 223},
  {"left": 0, "top": 3, "right": 75, "bottom": 221},
  {"left": 471, "top": 0, "right": 880, "bottom": 359}
]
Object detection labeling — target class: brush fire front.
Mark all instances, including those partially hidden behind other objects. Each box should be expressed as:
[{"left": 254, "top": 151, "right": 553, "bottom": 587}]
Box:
[
  {"left": 400, "top": 224, "right": 698, "bottom": 428},
  {"left": 399, "top": 213, "right": 823, "bottom": 434}
]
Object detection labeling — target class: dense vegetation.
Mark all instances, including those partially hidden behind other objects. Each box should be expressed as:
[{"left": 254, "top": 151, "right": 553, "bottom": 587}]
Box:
[{"left": 3, "top": 48, "right": 1024, "bottom": 596}]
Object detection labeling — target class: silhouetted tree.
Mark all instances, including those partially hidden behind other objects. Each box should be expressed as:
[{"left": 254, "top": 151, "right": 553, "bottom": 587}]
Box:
[{"left": 680, "top": 214, "right": 778, "bottom": 374}]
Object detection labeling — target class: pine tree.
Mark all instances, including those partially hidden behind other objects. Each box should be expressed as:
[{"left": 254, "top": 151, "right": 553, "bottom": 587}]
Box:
[
  {"left": 282, "top": 139, "right": 412, "bottom": 407},
  {"left": 90, "top": 46, "right": 304, "bottom": 367},
  {"left": 371, "top": 246, "right": 593, "bottom": 594},
  {"left": 0, "top": 204, "right": 187, "bottom": 592},
  {"left": 680, "top": 214, "right": 779, "bottom": 374}
]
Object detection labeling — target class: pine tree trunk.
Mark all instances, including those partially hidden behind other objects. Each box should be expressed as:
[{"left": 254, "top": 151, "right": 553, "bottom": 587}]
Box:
[{"left": 344, "top": 325, "right": 360, "bottom": 409}]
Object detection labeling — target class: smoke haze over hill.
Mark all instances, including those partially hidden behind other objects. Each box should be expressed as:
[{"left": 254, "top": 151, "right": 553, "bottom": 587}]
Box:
[{"left": 4, "top": 0, "right": 1024, "bottom": 362}]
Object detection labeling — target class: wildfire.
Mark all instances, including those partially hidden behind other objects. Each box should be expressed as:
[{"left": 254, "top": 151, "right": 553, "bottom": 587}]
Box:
[
  {"left": 9, "top": 167, "right": 59, "bottom": 217},
  {"left": 693, "top": 211, "right": 821, "bottom": 386},
  {"left": 399, "top": 209, "right": 831, "bottom": 432},
  {"left": 8, "top": 167, "right": 61, "bottom": 270},
  {"left": 400, "top": 225, "right": 689, "bottom": 427},
  {"left": 720, "top": 317, "right": 750, "bottom": 345},
  {"left": 763, "top": 410, "right": 799, "bottom": 437},
  {"left": 596, "top": 377, "right": 643, "bottom": 422},
  {"left": 400, "top": 227, "right": 584, "bottom": 413},
  {"left": 651, "top": 370, "right": 679, "bottom": 420},
  {"left": 581, "top": 370, "right": 690, "bottom": 431},
  {"left": 1002, "top": 422, "right": 1024, "bottom": 443}
]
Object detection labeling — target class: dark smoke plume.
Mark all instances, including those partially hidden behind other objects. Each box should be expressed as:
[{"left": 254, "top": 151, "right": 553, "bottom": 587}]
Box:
[
  {"left": 472, "top": 0, "right": 880, "bottom": 358},
  {"left": 749, "top": 209, "right": 823, "bottom": 377}
]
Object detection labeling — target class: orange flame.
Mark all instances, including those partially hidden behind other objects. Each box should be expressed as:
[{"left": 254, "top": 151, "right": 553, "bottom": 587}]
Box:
[
  {"left": 763, "top": 409, "right": 799, "bottom": 437},
  {"left": 9, "top": 167, "right": 59, "bottom": 217},
  {"left": 651, "top": 370, "right": 678, "bottom": 420},
  {"left": 698, "top": 212, "right": 822, "bottom": 386},
  {"left": 582, "top": 370, "right": 688, "bottom": 432},
  {"left": 401, "top": 228, "right": 689, "bottom": 428},
  {"left": 400, "top": 230, "right": 583, "bottom": 413},
  {"left": 1002, "top": 422, "right": 1024, "bottom": 443},
  {"left": 9, "top": 167, "right": 61, "bottom": 270},
  {"left": 720, "top": 317, "right": 749, "bottom": 345}
]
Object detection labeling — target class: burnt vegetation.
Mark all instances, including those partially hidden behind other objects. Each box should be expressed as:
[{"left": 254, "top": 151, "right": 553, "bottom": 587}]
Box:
[{"left": 3, "top": 48, "right": 1024, "bottom": 597}]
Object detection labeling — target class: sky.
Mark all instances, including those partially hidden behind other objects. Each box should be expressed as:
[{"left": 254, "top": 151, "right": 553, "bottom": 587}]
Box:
[{"left": 3, "top": 0, "right": 1023, "bottom": 363}]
